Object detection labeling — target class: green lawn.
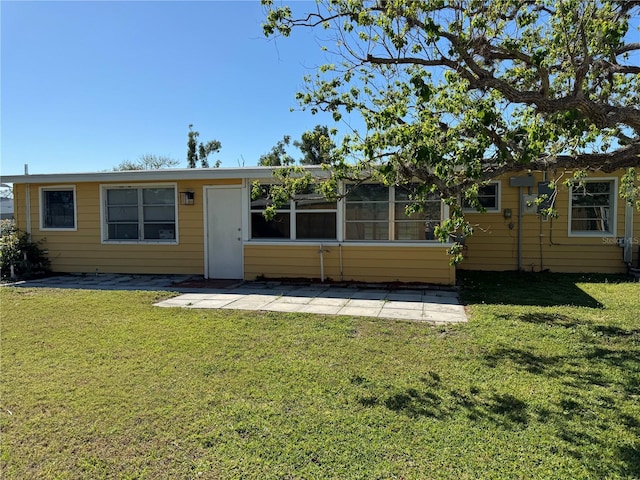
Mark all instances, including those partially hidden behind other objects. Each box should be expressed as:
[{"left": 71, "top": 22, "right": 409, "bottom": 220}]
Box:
[{"left": 1, "top": 273, "right": 639, "bottom": 479}]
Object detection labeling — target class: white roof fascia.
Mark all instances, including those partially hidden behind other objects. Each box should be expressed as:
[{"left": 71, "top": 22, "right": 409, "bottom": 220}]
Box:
[{"left": 2, "top": 166, "right": 330, "bottom": 184}]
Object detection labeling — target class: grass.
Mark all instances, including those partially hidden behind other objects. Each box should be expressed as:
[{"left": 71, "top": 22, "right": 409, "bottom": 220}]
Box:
[{"left": 1, "top": 272, "right": 639, "bottom": 479}]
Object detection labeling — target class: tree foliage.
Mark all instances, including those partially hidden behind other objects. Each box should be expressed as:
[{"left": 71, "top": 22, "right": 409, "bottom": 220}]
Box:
[
  {"left": 295, "top": 124, "right": 337, "bottom": 165},
  {"left": 187, "top": 124, "right": 222, "bottom": 168},
  {"left": 259, "top": 126, "right": 338, "bottom": 166},
  {"left": 262, "top": 0, "right": 640, "bottom": 260},
  {"left": 258, "top": 135, "right": 296, "bottom": 166},
  {"left": 113, "top": 154, "right": 179, "bottom": 171}
]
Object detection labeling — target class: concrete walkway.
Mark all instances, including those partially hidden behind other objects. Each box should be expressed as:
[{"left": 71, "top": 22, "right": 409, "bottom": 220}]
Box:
[{"left": 6, "top": 274, "right": 467, "bottom": 324}]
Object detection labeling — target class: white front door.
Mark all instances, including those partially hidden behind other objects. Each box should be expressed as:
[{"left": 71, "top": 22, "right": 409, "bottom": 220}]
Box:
[{"left": 206, "top": 187, "right": 243, "bottom": 279}]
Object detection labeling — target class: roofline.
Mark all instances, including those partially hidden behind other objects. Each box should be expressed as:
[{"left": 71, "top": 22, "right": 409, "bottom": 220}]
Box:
[{"left": 2, "top": 166, "right": 329, "bottom": 184}]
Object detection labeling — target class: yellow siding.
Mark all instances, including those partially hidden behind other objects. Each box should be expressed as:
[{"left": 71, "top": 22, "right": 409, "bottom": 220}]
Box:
[
  {"left": 459, "top": 170, "right": 632, "bottom": 274},
  {"left": 13, "top": 179, "right": 239, "bottom": 275},
  {"left": 244, "top": 244, "right": 455, "bottom": 285},
  {"left": 11, "top": 168, "right": 637, "bottom": 280}
]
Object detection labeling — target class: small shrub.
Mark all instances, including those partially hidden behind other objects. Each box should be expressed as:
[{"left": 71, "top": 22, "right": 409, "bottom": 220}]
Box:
[{"left": 0, "top": 220, "right": 50, "bottom": 279}]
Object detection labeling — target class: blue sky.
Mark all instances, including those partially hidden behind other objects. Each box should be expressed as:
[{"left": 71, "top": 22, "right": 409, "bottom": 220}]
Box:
[
  {"left": 1, "top": 0, "right": 352, "bottom": 175},
  {"left": 2, "top": 2, "right": 638, "bottom": 177}
]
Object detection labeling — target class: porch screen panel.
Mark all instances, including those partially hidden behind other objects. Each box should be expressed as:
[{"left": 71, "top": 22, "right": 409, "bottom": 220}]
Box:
[
  {"left": 295, "top": 193, "right": 337, "bottom": 240},
  {"left": 345, "top": 184, "right": 389, "bottom": 240},
  {"left": 394, "top": 186, "right": 442, "bottom": 241}
]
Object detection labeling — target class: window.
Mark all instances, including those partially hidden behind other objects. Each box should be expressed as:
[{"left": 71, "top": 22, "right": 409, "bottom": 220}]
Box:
[
  {"left": 295, "top": 191, "right": 337, "bottom": 239},
  {"left": 569, "top": 180, "right": 616, "bottom": 235},
  {"left": 394, "top": 185, "right": 442, "bottom": 241},
  {"left": 345, "top": 184, "right": 389, "bottom": 240},
  {"left": 463, "top": 182, "right": 500, "bottom": 212},
  {"left": 40, "top": 186, "right": 76, "bottom": 230},
  {"left": 102, "top": 185, "right": 177, "bottom": 242},
  {"left": 250, "top": 185, "right": 337, "bottom": 240},
  {"left": 345, "top": 183, "right": 442, "bottom": 241}
]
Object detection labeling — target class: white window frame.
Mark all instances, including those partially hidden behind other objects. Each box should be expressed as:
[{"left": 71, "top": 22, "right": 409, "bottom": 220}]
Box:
[
  {"left": 462, "top": 181, "right": 501, "bottom": 213},
  {"left": 344, "top": 183, "right": 445, "bottom": 242},
  {"left": 568, "top": 178, "right": 617, "bottom": 237},
  {"left": 249, "top": 184, "right": 338, "bottom": 241},
  {"left": 100, "top": 183, "right": 179, "bottom": 244},
  {"left": 39, "top": 185, "right": 77, "bottom": 231}
]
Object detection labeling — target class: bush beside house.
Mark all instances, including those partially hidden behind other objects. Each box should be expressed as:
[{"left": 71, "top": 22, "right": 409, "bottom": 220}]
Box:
[{"left": 0, "top": 219, "right": 50, "bottom": 280}]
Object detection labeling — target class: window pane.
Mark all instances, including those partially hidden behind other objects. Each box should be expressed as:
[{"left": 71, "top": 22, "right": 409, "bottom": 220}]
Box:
[
  {"left": 477, "top": 195, "right": 497, "bottom": 209},
  {"left": 346, "top": 203, "right": 389, "bottom": 221},
  {"left": 395, "top": 222, "right": 433, "bottom": 241},
  {"left": 251, "top": 212, "right": 290, "bottom": 238},
  {"left": 571, "top": 207, "right": 611, "bottom": 232},
  {"left": 108, "top": 223, "right": 138, "bottom": 240},
  {"left": 143, "top": 206, "right": 175, "bottom": 222},
  {"left": 394, "top": 202, "right": 441, "bottom": 221},
  {"left": 572, "top": 193, "right": 610, "bottom": 207},
  {"left": 464, "top": 184, "right": 498, "bottom": 209},
  {"left": 345, "top": 222, "right": 389, "bottom": 240},
  {"left": 295, "top": 195, "right": 337, "bottom": 210},
  {"left": 346, "top": 184, "right": 389, "bottom": 201},
  {"left": 108, "top": 206, "right": 138, "bottom": 222},
  {"left": 144, "top": 224, "right": 176, "bottom": 239},
  {"left": 571, "top": 181, "right": 613, "bottom": 234},
  {"left": 394, "top": 184, "right": 438, "bottom": 201},
  {"left": 143, "top": 188, "right": 174, "bottom": 205},
  {"left": 478, "top": 184, "right": 497, "bottom": 196},
  {"left": 296, "top": 212, "right": 336, "bottom": 239},
  {"left": 250, "top": 185, "right": 290, "bottom": 210},
  {"left": 477, "top": 184, "right": 497, "bottom": 208},
  {"left": 107, "top": 189, "right": 137, "bottom": 205},
  {"left": 584, "top": 182, "right": 611, "bottom": 194},
  {"left": 43, "top": 190, "right": 75, "bottom": 228}
]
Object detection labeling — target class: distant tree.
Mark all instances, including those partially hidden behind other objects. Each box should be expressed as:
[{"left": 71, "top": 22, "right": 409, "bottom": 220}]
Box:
[
  {"left": 258, "top": 135, "right": 295, "bottom": 166},
  {"left": 113, "top": 154, "right": 179, "bottom": 171},
  {"left": 187, "top": 124, "right": 222, "bottom": 168},
  {"left": 294, "top": 125, "right": 336, "bottom": 165}
]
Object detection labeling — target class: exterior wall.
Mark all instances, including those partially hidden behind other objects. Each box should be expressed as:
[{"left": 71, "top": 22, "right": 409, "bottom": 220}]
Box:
[
  {"left": 13, "top": 179, "right": 240, "bottom": 275},
  {"left": 10, "top": 166, "right": 637, "bottom": 282},
  {"left": 459, "top": 170, "right": 634, "bottom": 274},
  {"left": 244, "top": 244, "right": 455, "bottom": 285}
]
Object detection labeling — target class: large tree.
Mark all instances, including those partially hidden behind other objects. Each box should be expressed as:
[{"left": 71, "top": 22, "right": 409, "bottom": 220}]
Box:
[
  {"left": 258, "top": 135, "right": 296, "bottom": 166},
  {"left": 187, "top": 124, "right": 222, "bottom": 168},
  {"left": 295, "top": 124, "right": 337, "bottom": 165},
  {"left": 262, "top": 0, "right": 640, "bottom": 253}
]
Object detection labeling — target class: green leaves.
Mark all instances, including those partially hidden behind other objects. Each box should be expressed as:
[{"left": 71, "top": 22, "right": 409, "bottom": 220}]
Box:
[
  {"left": 187, "top": 124, "right": 221, "bottom": 168},
  {"left": 261, "top": 0, "right": 640, "bottom": 263}
]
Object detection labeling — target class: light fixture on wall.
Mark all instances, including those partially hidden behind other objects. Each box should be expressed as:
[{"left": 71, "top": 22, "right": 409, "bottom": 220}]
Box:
[{"left": 180, "top": 191, "right": 195, "bottom": 205}]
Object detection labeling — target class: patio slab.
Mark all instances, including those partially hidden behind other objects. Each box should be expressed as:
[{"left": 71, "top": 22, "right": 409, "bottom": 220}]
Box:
[{"left": 6, "top": 273, "right": 467, "bottom": 324}]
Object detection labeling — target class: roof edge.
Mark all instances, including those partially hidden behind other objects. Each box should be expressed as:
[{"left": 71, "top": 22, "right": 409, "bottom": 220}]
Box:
[{"left": 2, "top": 166, "right": 329, "bottom": 184}]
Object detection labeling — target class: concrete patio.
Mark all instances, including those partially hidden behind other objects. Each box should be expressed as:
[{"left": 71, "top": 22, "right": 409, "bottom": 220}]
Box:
[{"left": 7, "top": 274, "right": 467, "bottom": 324}]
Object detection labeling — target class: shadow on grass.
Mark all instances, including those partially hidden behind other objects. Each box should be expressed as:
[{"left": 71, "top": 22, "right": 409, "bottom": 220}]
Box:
[
  {"left": 480, "top": 312, "right": 640, "bottom": 477},
  {"left": 351, "top": 308, "right": 640, "bottom": 478},
  {"left": 457, "top": 271, "right": 633, "bottom": 307},
  {"left": 353, "top": 372, "right": 531, "bottom": 429}
]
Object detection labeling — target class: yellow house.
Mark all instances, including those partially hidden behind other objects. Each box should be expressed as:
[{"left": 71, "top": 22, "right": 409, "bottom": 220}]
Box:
[
  {"left": 459, "top": 170, "right": 639, "bottom": 275},
  {"left": 4, "top": 167, "right": 638, "bottom": 285}
]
